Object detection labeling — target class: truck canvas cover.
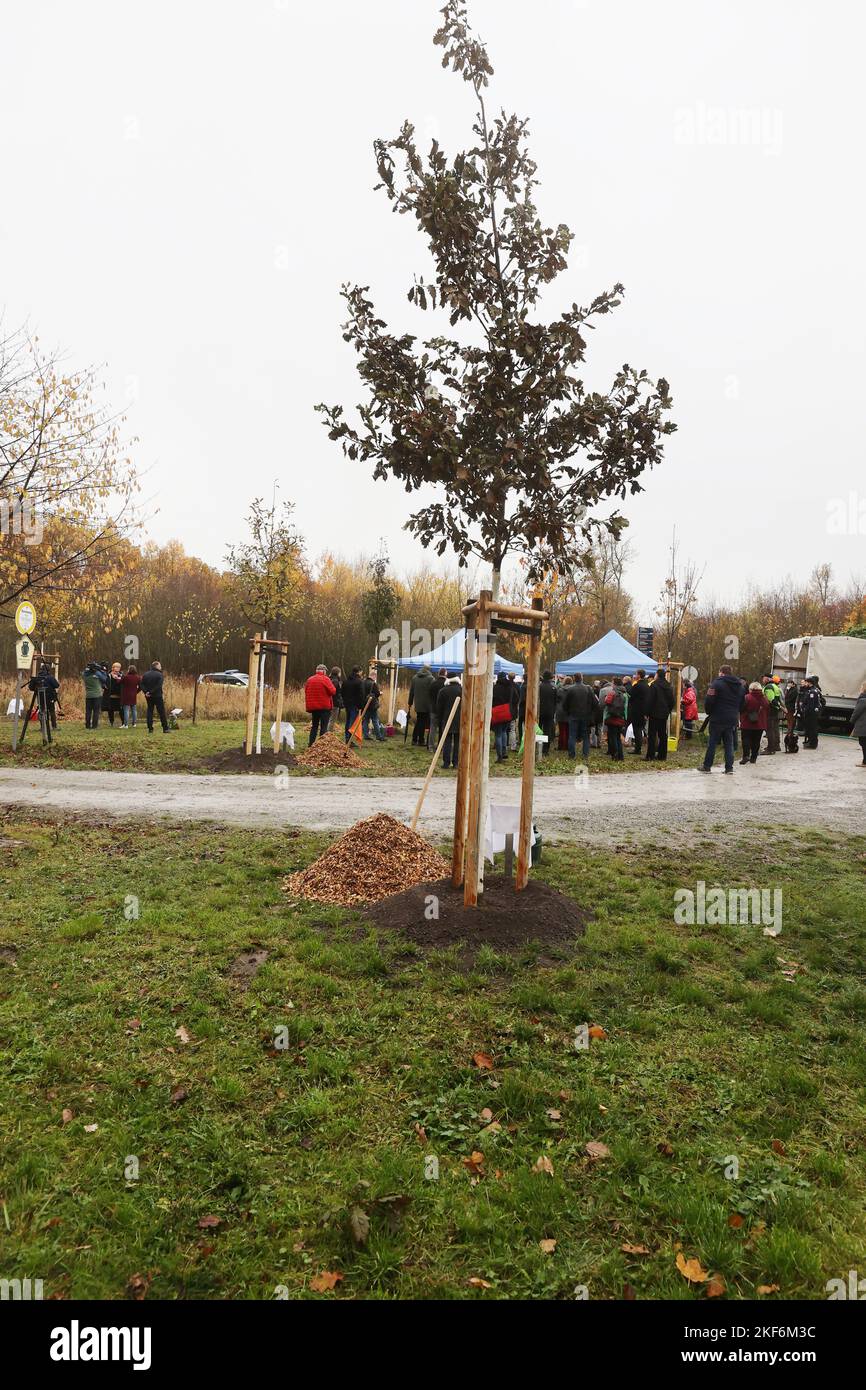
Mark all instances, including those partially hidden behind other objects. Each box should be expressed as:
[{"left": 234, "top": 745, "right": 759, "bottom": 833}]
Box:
[{"left": 772, "top": 636, "right": 866, "bottom": 699}]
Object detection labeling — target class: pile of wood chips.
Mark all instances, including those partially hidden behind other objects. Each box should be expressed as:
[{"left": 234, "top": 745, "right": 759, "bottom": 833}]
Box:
[
  {"left": 295, "top": 731, "right": 363, "bottom": 770},
  {"left": 283, "top": 813, "right": 449, "bottom": 906}
]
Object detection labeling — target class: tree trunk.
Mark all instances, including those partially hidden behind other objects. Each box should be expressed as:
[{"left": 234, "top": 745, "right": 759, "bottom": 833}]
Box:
[{"left": 475, "top": 564, "right": 501, "bottom": 895}]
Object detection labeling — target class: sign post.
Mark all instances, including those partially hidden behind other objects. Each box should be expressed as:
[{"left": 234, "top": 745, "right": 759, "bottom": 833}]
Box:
[{"left": 12, "top": 606, "right": 36, "bottom": 752}]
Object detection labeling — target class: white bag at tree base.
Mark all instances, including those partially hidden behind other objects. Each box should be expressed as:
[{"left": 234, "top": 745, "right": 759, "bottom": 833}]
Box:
[
  {"left": 395, "top": 709, "right": 408, "bottom": 728},
  {"left": 624, "top": 723, "right": 634, "bottom": 744},
  {"left": 270, "top": 721, "right": 295, "bottom": 749}
]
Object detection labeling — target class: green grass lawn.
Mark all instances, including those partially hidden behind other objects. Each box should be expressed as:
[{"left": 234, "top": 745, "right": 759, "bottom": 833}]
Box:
[
  {"left": 1, "top": 814, "right": 864, "bottom": 1300},
  {"left": 0, "top": 716, "right": 707, "bottom": 777}
]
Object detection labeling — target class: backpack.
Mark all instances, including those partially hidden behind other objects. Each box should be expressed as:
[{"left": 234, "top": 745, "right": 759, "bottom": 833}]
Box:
[{"left": 608, "top": 690, "right": 625, "bottom": 720}]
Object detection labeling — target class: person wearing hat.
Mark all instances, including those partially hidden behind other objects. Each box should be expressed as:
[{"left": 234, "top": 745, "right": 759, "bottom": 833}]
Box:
[
  {"left": 798, "top": 676, "right": 824, "bottom": 749},
  {"left": 761, "top": 673, "right": 782, "bottom": 754}
]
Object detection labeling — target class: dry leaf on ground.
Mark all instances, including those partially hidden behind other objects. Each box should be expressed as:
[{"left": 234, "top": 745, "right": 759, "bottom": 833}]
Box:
[
  {"left": 310, "top": 1270, "right": 343, "bottom": 1293},
  {"left": 586, "top": 1141, "right": 610, "bottom": 1160},
  {"left": 532, "top": 1155, "right": 554, "bottom": 1176},
  {"left": 676, "top": 1252, "right": 709, "bottom": 1284}
]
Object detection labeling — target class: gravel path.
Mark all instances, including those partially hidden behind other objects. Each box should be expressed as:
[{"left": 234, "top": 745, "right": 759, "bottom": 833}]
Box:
[{"left": 1, "top": 738, "right": 862, "bottom": 845}]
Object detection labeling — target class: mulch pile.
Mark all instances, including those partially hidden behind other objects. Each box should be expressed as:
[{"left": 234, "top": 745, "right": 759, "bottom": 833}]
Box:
[
  {"left": 365, "top": 875, "right": 588, "bottom": 957},
  {"left": 199, "top": 746, "right": 298, "bottom": 774},
  {"left": 295, "top": 731, "right": 363, "bottom": 771},
  {"left": 283, "top": 813, "right": 449, "bottom": 906}
]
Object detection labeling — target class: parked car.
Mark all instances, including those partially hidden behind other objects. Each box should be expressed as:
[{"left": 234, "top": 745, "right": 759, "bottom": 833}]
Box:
[{"left": 197, "top": 669, "right": 249, "bottom": 687}]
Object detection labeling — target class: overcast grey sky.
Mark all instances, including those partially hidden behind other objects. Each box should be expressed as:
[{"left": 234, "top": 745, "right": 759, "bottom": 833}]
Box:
[{"left": 3, "top": 0, "right": 864, "bottom": 620}]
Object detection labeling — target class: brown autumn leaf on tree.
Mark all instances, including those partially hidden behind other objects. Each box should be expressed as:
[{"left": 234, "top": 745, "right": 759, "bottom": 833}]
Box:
[
  {"left": 676, "top": 1252, "right": 709, "bottom": 1284},
  {"left": 311, "top": 1271, "right": 344, "bottom": 1293}
]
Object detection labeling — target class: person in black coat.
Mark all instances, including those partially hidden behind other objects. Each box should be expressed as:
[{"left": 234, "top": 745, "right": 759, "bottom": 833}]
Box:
[
  {"left": 561, "top": 674, "right": 599, "bottom": 759},
  {"left": 140, "top": 661, "right": 170, "bottom": 733},
  {"left": 628, "top": 670, "right": 650, "bottom": 755},
  {"left": 341, "top": 667, "right": 366, "bottom": 743},
  {"left": 327, "top": 666, "right": 343, "bottom": 734},
  {"left": 436, "top": 673, "right": 462, "bottom": 768},
  {"left": 698, "top": 665, "right": 747, "bottom": 772},
  {"left": 361, "top": 673, "right": 386, "bottom": 742},
  {"left": 798, "top": 677, "right": 824, "bottom": 749},
  {"left": 491, "top": 673, "right": 513, "bottom": 761},
  {"left": 537, "top": 671, "right": 557, "bottom": 757},
  {"left": 645, "top": 669, "right": 676, "bottom": 761}
]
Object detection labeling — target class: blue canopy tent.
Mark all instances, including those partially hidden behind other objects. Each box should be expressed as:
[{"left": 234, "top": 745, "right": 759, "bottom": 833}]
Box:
[
  {"left": 397, "top": 627, "right": 524, "bottom": 676},
  {"left": 555, "top": 630, "right": 658, "bottom": 678}
]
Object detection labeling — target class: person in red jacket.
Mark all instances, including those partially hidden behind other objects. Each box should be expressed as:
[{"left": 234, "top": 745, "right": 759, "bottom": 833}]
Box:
[
  {"left": 681, "top": 679, "right": 698, "bottom": 738},
  {"left": 739, "top": 681, "right": 769, "bottom": 764},
  {"left": 305, "top": 664, "right": 336, "bottom": 746}
]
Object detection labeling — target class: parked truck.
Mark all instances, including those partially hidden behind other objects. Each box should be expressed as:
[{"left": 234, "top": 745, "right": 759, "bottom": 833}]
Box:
[{"left": 771, "top": 634, "right": 866, "bottom": 726}]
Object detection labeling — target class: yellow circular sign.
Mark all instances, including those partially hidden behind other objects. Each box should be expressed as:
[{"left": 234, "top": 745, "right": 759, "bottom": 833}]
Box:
[{"left": 14, "top": 601, "right": 36, "bottom": 635}]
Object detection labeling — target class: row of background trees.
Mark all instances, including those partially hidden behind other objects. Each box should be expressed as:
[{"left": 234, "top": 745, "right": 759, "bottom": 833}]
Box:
[{"left": 3, "top": 485, "right": 863, "bottom": 683}]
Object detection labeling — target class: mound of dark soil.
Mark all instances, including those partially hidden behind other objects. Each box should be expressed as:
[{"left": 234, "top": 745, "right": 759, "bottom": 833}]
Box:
[
  {"left": 365, "top": 874, "right": 588, "bottom": 955},
  {"left": 198, "top": 746, "right": 298, "bottom": 774}
]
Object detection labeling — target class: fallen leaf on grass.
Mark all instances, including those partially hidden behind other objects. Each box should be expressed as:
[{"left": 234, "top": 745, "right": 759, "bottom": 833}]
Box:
[
  {"left": 757, "top": 1284, "right": 780, "bottom": 1295},
  {"left": 546, "top": 1109, "right": 562, "bottom": 1121},
  {"left": 771, "top": 1139, "right": 786, "bottom": 1156},
  {"left": 676, "top": 1252, "right": 709, "bottom": 1284},
  {"left": 706, "top": 1275, "right": 726, "bottom": 1298},
  {"left": 311, "top": 1271, "right": 343, "bottom": 1293},
  {"left": 480, "top": 1108, "right": 493, "bottom": 1123},
  {"left": 621, "top": 1243, "right": 651, "bottom": 1256},
  {"left": 727, "top": 1213, "right": 745, "bottom": 1229},
  {"left": 349, "top": 1207, "right": 370, "bottom": 1247},
  {"left": 532, "top": 1156, "right": 554, "bottom": 1176},
  {"left": 463, "top": 1151, "right": 485, "bottom": 1176},
  {"left": 586, "top": 1141, "right": 610, "bottom": 1160},
  {"left": 657, "top": 1141, "right": 674, "bottom": 1157},
  {"left": 83, "top": 1123, "right": 98, "bottom": 1133},
  {"left": 472, "top": 1052, "right": 494, "bottom": 1070},
  {"left": 197, "top": 1215, "right": 222, "bottom": 1230},
  {"left": 468, "top": 1277, "right": 492, "bottom": 1289},
  {"left": 623, "top": 1284, "right": 637, "bottom": 1300},
  {"left": 61, "top": 1108, "right": 73, "bottom": 1126},
  {"left": 126, "top": 1018, "right": 142, "bottom": 1032},
  {"left": 126, "top": 1272, "right": 150, "bottom": 1301},
  {"left": 413, "top": 1122, "right": 428, "bottom": 1145},
  {"left": 175, "top": 1026, "right": 191, "bottom": 1045},
  {"left": 169, "top": 1086, "right": 189, "bottom": 1106},
  {"left": 588, "top": 1025, "right": 607, "bottom": 1040},
  {"left": 539, "top": 1239, "right": 557, "bottom": 1254}
]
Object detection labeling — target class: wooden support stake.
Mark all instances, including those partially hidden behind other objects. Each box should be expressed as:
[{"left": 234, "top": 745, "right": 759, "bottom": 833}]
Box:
[
  {"left": 273, "top": 645, "right": 288, "bottom": 752},
  {"left": 244, "top": 635, "right": 259, "bottom": 755},
  {"left": 410, "top": 697, "right": 460, "bottom": 832},
  {"left": 669, "top": 661, "right": 683, "bottom": 743},
  {"left": 504, "top": 833, "right": 514, "bottom": 882},
  {"left": 451, "top": 660, "right": 474, "bottom": 887},
  {"left": 387, "top": 661, "right": 398, "bottom": 728},
  {"left": 516, "top": 596, "right": 544, "bottom": 890},
  {"left": 463, "top": 593, "right": 491, "bottom": 908}
]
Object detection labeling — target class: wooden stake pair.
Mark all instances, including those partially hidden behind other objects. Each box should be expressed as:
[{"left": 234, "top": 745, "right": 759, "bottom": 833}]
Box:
[
  {"left": 451, "top": 593, "right": 546, "bottom": 907},
  {"left": 244, "top": 633, "right": 290, "bottom": 755}
]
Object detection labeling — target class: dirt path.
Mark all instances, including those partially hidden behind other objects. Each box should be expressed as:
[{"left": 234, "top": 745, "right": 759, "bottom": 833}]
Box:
[{"left": 1, "top": 739, "right": 862, "bottom": 844}]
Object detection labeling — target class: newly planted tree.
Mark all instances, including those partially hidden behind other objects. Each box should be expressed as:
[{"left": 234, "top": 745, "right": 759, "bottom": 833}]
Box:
[{"left": 318, "top": 1, "right": 675, "bottom": 604}]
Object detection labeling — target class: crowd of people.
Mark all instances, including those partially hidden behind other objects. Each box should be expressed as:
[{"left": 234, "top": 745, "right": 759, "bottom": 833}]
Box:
[
  {"left": 80, "top": 659, "right": 171, "bottom": 733},
  {"left": 303, "top": 658, "right": 866, "bottom": 772}
]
